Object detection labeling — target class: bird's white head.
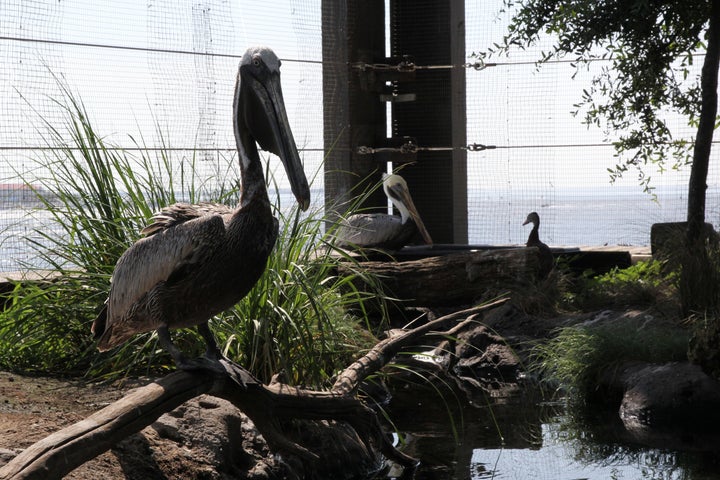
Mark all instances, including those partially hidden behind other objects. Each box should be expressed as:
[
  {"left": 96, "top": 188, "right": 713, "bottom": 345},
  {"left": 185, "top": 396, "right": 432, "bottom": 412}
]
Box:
[{"left": 382, "top": 173, "right": 433, "bottom": 245}]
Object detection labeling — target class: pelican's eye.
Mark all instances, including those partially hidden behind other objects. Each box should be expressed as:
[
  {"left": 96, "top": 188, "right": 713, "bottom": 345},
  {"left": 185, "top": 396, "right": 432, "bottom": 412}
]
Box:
[{"left": 252, "top": 56, "right": 261, "bottom": 67}]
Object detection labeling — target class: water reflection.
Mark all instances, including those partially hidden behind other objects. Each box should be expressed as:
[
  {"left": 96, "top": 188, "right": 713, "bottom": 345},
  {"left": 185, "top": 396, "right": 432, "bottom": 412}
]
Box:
[{"left": 385, "top": 384, "right": 720, "bottom": 480}]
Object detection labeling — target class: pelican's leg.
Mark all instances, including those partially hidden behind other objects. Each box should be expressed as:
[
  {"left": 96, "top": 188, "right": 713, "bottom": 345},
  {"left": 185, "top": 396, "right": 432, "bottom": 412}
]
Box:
[
  {"left": 196, "top": 323, "right": 252, "bottom": 388},
  {"left": 197, "top": 322, "right": 222, "bottom": 360},
  {"left": 156, "top": 325, "right": 188, "bottom": 367}
]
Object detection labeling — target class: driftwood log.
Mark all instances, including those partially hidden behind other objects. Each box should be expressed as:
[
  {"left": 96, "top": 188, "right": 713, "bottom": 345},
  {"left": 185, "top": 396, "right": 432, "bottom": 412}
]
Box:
[
  {"left": 338, "top": 247, "right": 538, "bottom": 306},
  {"left": 0, "top": 299, "right": 508, "bottom": 480}
]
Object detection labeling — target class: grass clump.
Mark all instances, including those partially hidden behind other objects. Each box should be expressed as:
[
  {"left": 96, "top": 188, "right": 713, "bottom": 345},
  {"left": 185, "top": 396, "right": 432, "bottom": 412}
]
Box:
[
  {"left": 204, "top": 203, "right": 386, "bottom": 387},
  {"left": 0, "top": 85, "right": 387, "bottom": 385},
  {"left": 530, "top": 321, "right": 689, "bottom": 397},
  {"left": 561, "top": 259, "right": 677, "bottom": 310},
  {"left": 529, "top": 260, "right": 686, "bottom": 397}
]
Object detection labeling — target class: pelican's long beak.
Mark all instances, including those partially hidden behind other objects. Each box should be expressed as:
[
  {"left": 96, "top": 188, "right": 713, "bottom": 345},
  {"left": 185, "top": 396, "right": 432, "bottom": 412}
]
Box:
[
  {"left": 388, "top": 183, "right": 433, "bottom": 245},
  {"left": 247, "top": 68, "right": 311, "bottom": 211},
  {"left": 522, "top": 217, "right": 531, "bottom": 226}
]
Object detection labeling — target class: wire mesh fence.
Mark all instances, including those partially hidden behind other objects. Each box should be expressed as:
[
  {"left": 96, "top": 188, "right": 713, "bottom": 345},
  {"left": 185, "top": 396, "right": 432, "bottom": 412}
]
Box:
[
  {"left": 0, "top": 0, "right": 715, "bottom": 272},
  {"left": 0, "top": 0, "right": 325, "bottom": 272},
  {"left": 465, "top": 0, "right": 714, "bottom": 247}
]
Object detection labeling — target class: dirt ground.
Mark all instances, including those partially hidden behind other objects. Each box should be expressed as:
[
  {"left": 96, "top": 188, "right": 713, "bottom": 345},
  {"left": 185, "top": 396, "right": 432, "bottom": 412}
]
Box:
[{"left": 0, "top": 372, "right": 173, "bottom": 479}]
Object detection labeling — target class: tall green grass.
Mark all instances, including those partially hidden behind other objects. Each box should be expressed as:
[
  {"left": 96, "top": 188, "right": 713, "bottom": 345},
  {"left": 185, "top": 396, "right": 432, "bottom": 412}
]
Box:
[{"left": 0, "top": 84, "right": 387, "bottom": 385}]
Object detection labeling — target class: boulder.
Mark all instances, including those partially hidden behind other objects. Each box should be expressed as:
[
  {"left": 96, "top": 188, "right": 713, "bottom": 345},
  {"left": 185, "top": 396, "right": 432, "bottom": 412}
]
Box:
[
  {"left": 451, "top": 324, "right": 522, "bottom": 399},
  {"left": 111, "top": 395, "right": 383, "bottom": 480},
  {"left": 112, "top": 396, "right": 284, "bottom": 480},
  {"left": 602, "top": 362, "right": 720, "bottom": 432}
]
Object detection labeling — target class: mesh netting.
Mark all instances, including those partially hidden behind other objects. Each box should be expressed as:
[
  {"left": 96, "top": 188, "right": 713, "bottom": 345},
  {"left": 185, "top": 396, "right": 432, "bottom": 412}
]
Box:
[
  {"left": 465, "top": 0, "right": 713, "bottom": 246},
  {"left": 0, "top": 0, "right": 715, "bottom": 272},
  {"left": 0, "top": 0, "right": 323, "bottom": 272}
]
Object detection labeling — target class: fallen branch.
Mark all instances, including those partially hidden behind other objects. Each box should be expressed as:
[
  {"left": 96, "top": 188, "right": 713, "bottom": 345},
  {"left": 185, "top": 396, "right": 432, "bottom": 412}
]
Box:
[
  {"left": 331, "top": 298, "right": 510, "bottom": 396},
  {"left": 0, "top": 298, "right": 509, "bottom": 480}
]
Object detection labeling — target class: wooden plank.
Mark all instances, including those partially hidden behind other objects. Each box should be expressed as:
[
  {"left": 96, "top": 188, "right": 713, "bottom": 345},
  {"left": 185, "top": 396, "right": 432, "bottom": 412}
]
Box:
[
  {"left": 450, "top": 0, "right": 468, "bottom": 243},
  {"left": 389, "top": 0, "right": 467, "bottom": 244},
  {"left": 322, "top": 0, "right": 386, "bottom": 222}
]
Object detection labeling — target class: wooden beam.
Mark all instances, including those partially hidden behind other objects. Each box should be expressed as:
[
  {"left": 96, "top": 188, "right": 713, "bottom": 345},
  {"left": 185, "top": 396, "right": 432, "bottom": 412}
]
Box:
[
  {"left": 389, "top": 0, "right": 468, "bottom": 244},
  {"left": 450, "top": 0, "right": 468, "bottom": 243},
  {"left": 322, "top": 0, "right": 387, "bottom": 222}
]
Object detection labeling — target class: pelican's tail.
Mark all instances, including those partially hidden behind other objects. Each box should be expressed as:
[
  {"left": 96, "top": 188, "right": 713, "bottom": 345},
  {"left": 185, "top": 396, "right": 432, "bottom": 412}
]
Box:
[
  {"left": 91, "top": 303, "right": 108, "bottom": 341},
  {"left": 91, "top": 302, "right": 123, "bottom": 352}
]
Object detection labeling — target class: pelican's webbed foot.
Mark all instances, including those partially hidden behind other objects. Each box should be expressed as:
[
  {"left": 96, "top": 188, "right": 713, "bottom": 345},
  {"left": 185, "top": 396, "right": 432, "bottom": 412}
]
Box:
[
  {"left": 175, "top": 354, "right": 255, "bottom": 390},
  {"left": 157, "top": 324, "right": 256, "bottom": 389}
]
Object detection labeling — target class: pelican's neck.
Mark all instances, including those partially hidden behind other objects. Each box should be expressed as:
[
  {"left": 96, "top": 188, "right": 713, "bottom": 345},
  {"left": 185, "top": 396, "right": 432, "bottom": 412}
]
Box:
[{"left": 234, "top": 100, "right": 269, "bottom": 210}]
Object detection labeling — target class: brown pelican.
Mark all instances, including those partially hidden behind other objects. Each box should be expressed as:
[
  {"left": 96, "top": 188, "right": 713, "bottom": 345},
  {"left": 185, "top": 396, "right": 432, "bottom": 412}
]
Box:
[
  {"left": 335, "top": 173, "right": 433, "bottom": 251},
  {"left": 523, "top": 211, "right": 553, "bottom": 279},
  {"left": 91, "top": 46, "right": 310, "bottom": 370}
]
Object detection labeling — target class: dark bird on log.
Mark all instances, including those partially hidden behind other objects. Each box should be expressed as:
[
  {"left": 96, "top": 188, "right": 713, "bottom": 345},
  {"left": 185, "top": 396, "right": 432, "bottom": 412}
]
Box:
[
  {"left": 523, "top": 211, "right": 554, "bottom": 279},
  {"left": 91, "top": 46, "right": 311, "bottom": 370},
  {"left": 335, "top": 173, "right": 433, "bottom": 251}
]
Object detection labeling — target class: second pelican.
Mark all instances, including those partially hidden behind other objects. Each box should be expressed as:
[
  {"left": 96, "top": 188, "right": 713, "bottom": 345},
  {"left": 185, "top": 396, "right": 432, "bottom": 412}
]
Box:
[{"left": 336, "top": 173, "right": 433, "bottom": 251}]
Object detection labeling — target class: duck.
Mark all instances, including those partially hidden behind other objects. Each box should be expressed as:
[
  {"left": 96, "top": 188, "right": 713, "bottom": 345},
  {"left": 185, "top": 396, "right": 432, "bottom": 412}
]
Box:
[{"left": 523, "top": 211, "right": 554, "bottom": 279}]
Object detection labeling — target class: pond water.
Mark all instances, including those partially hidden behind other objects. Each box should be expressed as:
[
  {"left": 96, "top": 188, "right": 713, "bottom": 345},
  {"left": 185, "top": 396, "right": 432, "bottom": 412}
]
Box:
[{"left": 384, "top": 385, "right": 720, "bottom": 480}]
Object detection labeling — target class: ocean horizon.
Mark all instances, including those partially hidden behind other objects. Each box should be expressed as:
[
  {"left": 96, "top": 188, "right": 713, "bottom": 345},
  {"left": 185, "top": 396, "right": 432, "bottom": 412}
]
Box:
[{"left": 0, "top": 184, "right": 713, "bottom": 273}]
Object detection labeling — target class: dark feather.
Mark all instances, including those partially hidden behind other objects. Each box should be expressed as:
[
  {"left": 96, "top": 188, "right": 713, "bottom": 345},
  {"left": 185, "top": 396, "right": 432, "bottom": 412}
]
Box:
[
  {"left": 524, "top": 212, "right": 554, "bottom": 279},
  {"left": 141, "top": 202, "right": 234, "bottom": 237}
]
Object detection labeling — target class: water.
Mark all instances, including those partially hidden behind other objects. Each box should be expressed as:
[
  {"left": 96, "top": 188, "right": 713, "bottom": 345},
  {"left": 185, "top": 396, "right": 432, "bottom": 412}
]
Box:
[
  {"left": 386, "top": 386, "right": 720, "bottom": 480},
  {"left": 0, "top": 207, "right": 61, "bottom": 272},
  {"left": 0, "top": 185, "right": 704, "bottom": 273}
]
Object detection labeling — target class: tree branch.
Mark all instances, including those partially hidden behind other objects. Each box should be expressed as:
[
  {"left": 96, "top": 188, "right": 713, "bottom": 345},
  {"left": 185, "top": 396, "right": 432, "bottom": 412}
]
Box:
[{"left": 0, "top": 298, "right": 509, "bottom": 480}]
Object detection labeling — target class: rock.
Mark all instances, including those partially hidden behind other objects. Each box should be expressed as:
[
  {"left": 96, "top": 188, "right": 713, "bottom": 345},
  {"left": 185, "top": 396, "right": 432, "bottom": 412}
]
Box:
[
  {"left": 107, "top": 394, "right": 385, "bottom": 480},
  {"left": 607, "top": 362, "right": 720, "bottom": 432},
  {"left": 451, "top": 324, "right": 522, "bottom": 399},
  {"left": 482, "top": 302, "right": 561, "bottom": 342},
  {"left": 454, "top": 325, "right": 507, "bottom": 359},
  {"left": 0, "top": 449, "right": 17, "bottom": 464},
  {"left": 455, "top": 343, "right": 519, "bottom": 382},
  {"left": 111, "top": 395, "right": 285, "bottom": 480}
]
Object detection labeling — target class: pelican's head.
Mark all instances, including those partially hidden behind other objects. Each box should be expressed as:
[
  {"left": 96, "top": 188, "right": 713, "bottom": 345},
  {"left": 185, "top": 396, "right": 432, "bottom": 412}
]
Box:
[
  {"left": 382, "top": 173, "right": 433, "bottom": 245},
  {"left": 523, "top": 211, "right": 540, "bottom": 227},
  {"left": 234, "top": 46, "right": 311, "bottom": 211}
]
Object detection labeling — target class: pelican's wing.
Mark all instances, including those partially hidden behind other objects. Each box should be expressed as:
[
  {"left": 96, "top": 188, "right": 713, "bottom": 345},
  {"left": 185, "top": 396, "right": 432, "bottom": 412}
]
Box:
[
  {"left": 105, "top": 213, "right": 226, "bottom": 331},
  {"left": 335, "top": 213, "right": 403, "bottom": 249},
  {"left": 141, "top": 202, "right": 234, "bottom": 236}
]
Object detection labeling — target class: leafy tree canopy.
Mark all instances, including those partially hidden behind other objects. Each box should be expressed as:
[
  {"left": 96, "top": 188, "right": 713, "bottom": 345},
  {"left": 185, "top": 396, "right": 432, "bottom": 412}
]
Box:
[{"left": 478, "top": 0, "right": 712, "bottom": 192}]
